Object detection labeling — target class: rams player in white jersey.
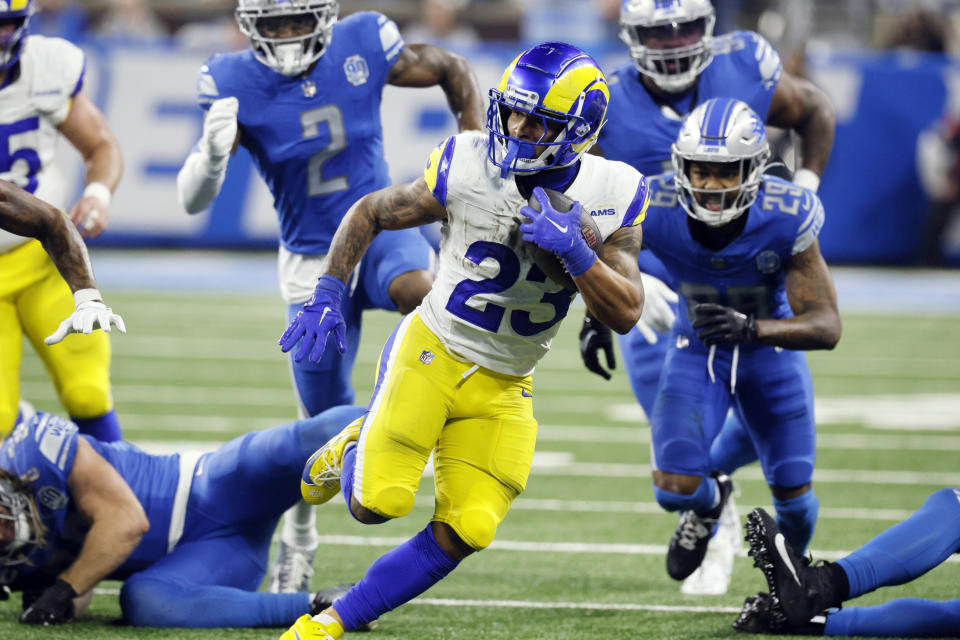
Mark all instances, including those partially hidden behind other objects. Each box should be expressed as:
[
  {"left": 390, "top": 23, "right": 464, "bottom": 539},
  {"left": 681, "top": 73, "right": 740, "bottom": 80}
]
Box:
[
  {"left": 277, "top": 42, "right": 649, "bottom": 639},
  {"left": 0, "top": 0, "right": 124, "bottom": 440}
]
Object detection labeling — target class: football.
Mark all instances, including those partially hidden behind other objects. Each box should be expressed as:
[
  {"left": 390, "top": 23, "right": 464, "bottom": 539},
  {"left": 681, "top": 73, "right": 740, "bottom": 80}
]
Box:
[{"left": 525, "top": 187, "right": 604, "bottom": 290}]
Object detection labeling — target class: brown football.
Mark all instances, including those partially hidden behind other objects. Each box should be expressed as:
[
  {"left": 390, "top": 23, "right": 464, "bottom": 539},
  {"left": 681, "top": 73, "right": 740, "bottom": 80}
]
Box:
[{"left": 525, "top": 187, "right": 604, "bottom": 290}]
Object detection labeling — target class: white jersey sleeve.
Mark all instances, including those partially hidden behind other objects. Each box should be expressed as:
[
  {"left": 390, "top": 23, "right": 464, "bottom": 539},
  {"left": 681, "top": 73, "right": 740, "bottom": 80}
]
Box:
[
  {"left": 417, "top": 132, "right": 647, "bottom": 377},
  {"left": 24, "top": 35, "right": 85, "bottom": 125}
]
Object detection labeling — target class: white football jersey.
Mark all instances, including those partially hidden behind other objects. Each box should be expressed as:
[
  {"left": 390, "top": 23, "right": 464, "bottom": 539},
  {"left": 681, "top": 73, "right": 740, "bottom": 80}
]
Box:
[
  {"left": 0, "top": 35, "right": 85, "bottom": 252},
  {"left": 417, "top": 131, "right": 649, "bottom": 377}
]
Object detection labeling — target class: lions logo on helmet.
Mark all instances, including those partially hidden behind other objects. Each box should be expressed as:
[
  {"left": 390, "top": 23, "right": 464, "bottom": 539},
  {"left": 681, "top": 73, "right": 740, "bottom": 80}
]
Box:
[
  {"left": 487, "top": 42, "right": 609, "bottom": 178},
  {"left": 619, "top": 0, "right": 715, "bottom": 93},
  {"left": 0, "top": 0, "right": 34, "bottom": 71},
  {"left": 671, "top": 97, "right": 771, "bottom": 226},
  {"left": 236, "top": 0, "right": 339, "bottom": 77},
  {"left": 0, "top": 470, "right": 44, "bottom": 567}
]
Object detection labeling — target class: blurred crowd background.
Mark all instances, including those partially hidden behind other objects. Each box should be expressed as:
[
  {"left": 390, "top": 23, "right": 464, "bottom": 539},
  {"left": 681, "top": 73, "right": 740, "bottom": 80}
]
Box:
[{"left": 32, "top": 0, "right": 960, "bottom": 266}]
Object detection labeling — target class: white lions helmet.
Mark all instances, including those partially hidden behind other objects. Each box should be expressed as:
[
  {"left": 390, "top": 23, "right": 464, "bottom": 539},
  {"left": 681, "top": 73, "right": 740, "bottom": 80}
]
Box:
[
  {"left": 672, "top": 98, "right": 771, "bottom": 226},
  {"left": 619, "top": 0, "right": 715, "bottom": 93},
  {"left": 236, "top": 0, "right": 339, "bottom": 77},
  {"left": 0, "top": 471, "right": 44, "bottom": 567}
]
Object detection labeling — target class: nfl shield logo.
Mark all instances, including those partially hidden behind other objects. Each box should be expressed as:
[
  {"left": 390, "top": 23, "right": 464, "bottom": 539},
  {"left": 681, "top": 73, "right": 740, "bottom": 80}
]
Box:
[
  {"left": 756, "top": 250, "right": 781, "bottom": 274},
  {"left": 344, "top": 55, "right": 370, "bottom": 86},
  {"left": 419, "top": 350, "right": 434, "bottom": 365}
]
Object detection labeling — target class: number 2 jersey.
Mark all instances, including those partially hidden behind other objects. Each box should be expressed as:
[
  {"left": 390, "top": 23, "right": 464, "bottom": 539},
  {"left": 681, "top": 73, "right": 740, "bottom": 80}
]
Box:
[
  {"left": 0, "top": 35, "right": 85, "bottom": 253},
  {"left": 642, "top": 173, "right": 824, "bottom": 343},
  {"left": 196, "top": 11, "right": 404, "bottom": 256},
  {"left": 417, "top": 131, "right": 649, "bottom": 377}
]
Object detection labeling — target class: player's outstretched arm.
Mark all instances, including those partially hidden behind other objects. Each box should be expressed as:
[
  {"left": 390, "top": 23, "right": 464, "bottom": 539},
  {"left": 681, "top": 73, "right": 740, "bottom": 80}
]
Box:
[
  {"left": 280, "top": 178, "right": 446, "bottom": 362},
  {"left": 767, "top": 71, "right": 836, "bottom": 189},
  {"left": 387, "top": 43, "right": 484, "bottom": 132},
  {"left": 574, "top": 226, "right": 646, "bottom": 334},
  {"left": 177, "top": 97, "right": 240, "bottom": 214},
  {"left": 57, "top": 93, "right": 123, "bottom": 239}
]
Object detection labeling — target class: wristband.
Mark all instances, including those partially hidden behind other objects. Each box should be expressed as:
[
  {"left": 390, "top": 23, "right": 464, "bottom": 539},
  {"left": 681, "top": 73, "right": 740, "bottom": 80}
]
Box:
[
  {"left": 73, "top": 288, "right": 103, "bottom": 307},
  {"left": 82, "top": 182, "right": 112, "bottom": 208},
  {"left": 792, "top": 168, "right": 820, "bottom": 193}
]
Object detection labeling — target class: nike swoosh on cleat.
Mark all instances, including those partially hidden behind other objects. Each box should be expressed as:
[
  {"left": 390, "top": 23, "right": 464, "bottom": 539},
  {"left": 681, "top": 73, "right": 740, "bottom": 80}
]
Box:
[
  {"left": 775, "top": 532, "right": 802, "bottom": 586},
  {"left": 545, "top": 217, "right": 568, "bottom": 234}
]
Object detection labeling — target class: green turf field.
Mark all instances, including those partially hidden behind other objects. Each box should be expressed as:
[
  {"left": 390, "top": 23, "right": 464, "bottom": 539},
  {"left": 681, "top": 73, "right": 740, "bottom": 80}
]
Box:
[{"left": 7, "top": 289, "right": 960, "bottom": 639}]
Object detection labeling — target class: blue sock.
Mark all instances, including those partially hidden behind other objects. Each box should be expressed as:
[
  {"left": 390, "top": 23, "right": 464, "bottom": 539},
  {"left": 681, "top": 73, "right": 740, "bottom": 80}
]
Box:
[
  {"left": 825, "top": 598, "right": 960, "bottom": 638},
  {"left": 340, "top": 443, "right": 359, "bottom": 520},
  {"left": 709, "top": 412, "right": 758, "bottom": 474},
  {"left": 652, "top": 476, "right": 716, "bottom": 515},
  {"left": 772, "top": 490, "right": 819, "bottom": 554},
  {"left": 334, "top": 525, "right": 460, "bottom": 631},
  {"left": 837, "top": 488, "right": 960, "bottom": 599},
  {"left": 72, "top": 409, "right": 122, "bottom": 442}
]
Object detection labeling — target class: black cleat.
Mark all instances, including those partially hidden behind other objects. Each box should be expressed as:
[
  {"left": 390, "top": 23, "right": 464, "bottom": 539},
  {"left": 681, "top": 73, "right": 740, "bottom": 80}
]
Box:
[
  {"left": 745, "top": 508, "right": 842, "bottom": 629},
  {"left": 310, "top": 584, "right": 377, "bottom": 631},
  {"left": 666, "top": 471, "right": 733, "bottom": 580},
  {"left": 733, "top": 592, "right": 826, "bottom": 635}
]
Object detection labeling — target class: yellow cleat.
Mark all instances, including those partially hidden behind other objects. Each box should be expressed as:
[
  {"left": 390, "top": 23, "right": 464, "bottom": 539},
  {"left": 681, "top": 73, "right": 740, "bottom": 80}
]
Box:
[
  {"left": 300, "top": 417, "right": 362, "bottom": 505},
  {"left": 280, "top": 613, "right": 345, "bottom": 640}
]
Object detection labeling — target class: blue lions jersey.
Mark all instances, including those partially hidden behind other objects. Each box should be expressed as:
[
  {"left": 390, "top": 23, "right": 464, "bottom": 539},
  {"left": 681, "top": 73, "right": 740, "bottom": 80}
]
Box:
[
  {"left": 0, "top": 413, "right": 179, "bottom": 588},
  {"left": 600, "top": 31, "right": 782, "bottom": 177},
  {"left": 642, "top": 174, "right": 824, "bottom": 342},
  {"left": 196, "top": 12, "right": 404, "bottom": 254}
]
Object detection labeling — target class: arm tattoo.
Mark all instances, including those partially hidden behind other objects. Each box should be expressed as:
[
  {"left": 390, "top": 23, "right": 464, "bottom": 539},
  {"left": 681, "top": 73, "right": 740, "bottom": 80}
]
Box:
[{"left": 601, "top": 226, "right": 643, "bottom": 281}]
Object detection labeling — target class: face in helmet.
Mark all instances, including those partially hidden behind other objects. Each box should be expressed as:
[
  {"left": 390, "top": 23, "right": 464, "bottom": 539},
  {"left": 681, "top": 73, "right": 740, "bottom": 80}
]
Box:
[
  {"left": 619, "top": 0, "right": 715, "bottom": 94},
  {"left": 0, "top": 0, "right": 34, "bottom": 72},
  {"left": 672, "top": 98, "right": 771, "bottom": 226},
  {"left": 487, "top": 42, "right": 609, "bottom": 178},
  {"left": 236, "top": 0, "right": 339, "bottom": 77},
  {"left": 0, "top": 470, "right": 44, "bottom": 567}
]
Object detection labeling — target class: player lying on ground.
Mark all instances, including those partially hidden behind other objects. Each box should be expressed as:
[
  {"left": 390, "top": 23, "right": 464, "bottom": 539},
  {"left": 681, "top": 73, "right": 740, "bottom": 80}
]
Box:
[
  {"left": 735, "top": 490, "right": 960, "bottom": 637},
  {"left": 0, "top": 404, "right": 367, "bottom": 627}
]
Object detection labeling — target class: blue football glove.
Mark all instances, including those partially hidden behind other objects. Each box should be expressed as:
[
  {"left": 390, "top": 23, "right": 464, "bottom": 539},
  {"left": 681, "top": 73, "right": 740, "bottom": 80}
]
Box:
[
  {"left": 519, "top": 187, "right": 596, "bottom": 277},
  {"left": 279, "top": 275, "right": 348, "bottom": 363}
]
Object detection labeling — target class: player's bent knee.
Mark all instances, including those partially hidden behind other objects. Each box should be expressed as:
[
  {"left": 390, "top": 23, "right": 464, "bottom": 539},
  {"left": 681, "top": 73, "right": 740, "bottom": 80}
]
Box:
[
  {"left": 768, "top": 460, "right": 814, "bottom": 492},
  {"left": 388, "top": 270, "right": 433, "bottom": 315},
  {"left": 451, "top": 508, "right": 499, "bottom": 550},
  {"left": 367, "top": 486, "right": 416, "bottom": 520},
  {"left": 120, "top": 578, "right": 188, "bottom": 627},
  {"left": 59, "top": 382, "right": 111, "bottom": 419}
]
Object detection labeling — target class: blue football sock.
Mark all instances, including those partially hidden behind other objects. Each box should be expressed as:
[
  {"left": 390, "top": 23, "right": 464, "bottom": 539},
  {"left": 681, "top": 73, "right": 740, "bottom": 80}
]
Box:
[
  {"left": 709, "top": 412, "right": 758, "bottom": 474},
  {"left": 652, "top": 476, "right": 716, "bottom": 515},
  {"left": 72, "top": 409, "right": 122, "bottom": 442},
  {"left": 340, "top": 443, "right": 359, "bottom": 520},
  {"left": 334, "top": 524, "right": 460, "bottom": 631},
  {"left": 772, "top": 490, "right": 819, "bottom": 554},
  {"left": 825, "top": 598, "right": 960, "bottom": 638},
  {"left": 837, "top": 488, "right": 960, "bottom": 599}
]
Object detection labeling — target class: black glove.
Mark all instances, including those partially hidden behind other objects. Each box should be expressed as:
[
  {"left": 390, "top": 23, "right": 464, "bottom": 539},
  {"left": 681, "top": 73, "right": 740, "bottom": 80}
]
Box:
[
  {"left": 19, "top": 579, "right": 76, "bottom": 625},
  {"left": 579, "top": 313, "right": 616, "bottom": 380},
  {"left": 692, "top": 303, "right": 758, "bottom": 346}
]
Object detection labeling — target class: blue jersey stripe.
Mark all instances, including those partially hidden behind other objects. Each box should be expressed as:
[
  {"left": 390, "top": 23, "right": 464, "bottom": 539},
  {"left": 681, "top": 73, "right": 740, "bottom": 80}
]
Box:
[
  {"left": 432, "top": 136, "right": 457, "bottom": 208},
  {"left": 621, "top": 175, "right": 650, "bottom": 228},
  {"left": 71, "top": 58, "right": 86, "bottom": 97}
]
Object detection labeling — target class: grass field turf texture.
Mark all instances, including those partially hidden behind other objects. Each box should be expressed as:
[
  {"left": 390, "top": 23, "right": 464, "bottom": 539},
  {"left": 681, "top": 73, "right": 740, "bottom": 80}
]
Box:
[{"left": 7, "top": 276, "right": 960, "bottom": 640}]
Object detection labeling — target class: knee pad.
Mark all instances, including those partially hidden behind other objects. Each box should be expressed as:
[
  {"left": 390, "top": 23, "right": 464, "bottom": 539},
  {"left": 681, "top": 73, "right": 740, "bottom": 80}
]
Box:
[
  {"left": 120, "top": 578, "right": 182, "bottom": 627},
  {"left": 367, "top": 485, "right": 416, "bottom": 520},
  {"left": 772, "top": 489, "right": 819, "bottom": 553},
  {"left": 768, "top": 458, "right": 814, "bottom": 489},
  {"left": 652, "top": 476, "right": 715, "bottom": 514},
  {"left": 448, "top": 508, "right": 499, "bottom": 550},
  {"left": 59, "top": 381, "right": 112, "bottom": 419}
]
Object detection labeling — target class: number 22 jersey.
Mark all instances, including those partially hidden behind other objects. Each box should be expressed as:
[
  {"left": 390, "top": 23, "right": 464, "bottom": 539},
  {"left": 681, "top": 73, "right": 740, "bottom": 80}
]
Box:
[{"left": 417, "top": 131, "right": 649, "bottom": 377}]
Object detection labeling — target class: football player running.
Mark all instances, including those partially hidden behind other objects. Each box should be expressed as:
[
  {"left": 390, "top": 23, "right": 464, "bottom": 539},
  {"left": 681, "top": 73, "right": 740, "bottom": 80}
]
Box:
[
  {"left": 581, "top": 0, "right": 836, "bottom": 594},
  {"left": 176, "top": 0, "right": 483, "bottom": 593},
  {"left": 641, "top": 98, "right": 840, "bottom": 594},
  {"left": 277, "top": 43, "right": 649, "bottom": 639},
  {"left": 0, "top": 0, "right": 124, "bottom": 441},
  {"left": 735, "top": 490, "right": 960, "bottom": 637},
  {"left": 0, "top": 404, "right": 368, "bottom": 628}
]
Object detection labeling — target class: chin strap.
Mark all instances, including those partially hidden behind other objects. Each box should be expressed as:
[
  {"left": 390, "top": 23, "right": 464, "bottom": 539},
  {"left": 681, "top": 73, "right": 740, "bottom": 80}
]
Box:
[{"left": 500, "top": 140, "right": 521, "bottom": 178}]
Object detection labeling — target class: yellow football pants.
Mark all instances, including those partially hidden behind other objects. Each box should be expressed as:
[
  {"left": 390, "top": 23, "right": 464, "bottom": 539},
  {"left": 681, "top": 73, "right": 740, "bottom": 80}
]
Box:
[
  {"left": 0, "top": 240, "right": 113, "bottom": 436},
  {"left": 353, "top": 313, "right": 537, "bottom": 550}
]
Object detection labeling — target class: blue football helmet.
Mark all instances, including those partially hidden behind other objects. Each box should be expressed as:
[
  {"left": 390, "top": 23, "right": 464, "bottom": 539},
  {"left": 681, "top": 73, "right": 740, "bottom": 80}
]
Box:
[
  {"left": 487, "top": 42, "right": 609, "bottom": 178},
  {"left": 236, "top": 0, "right": 338, "bottom": 77},
  {"left": 672, "top": 98, "right": 771, "bottom": 226},
  {"left": 0, "top": 0, "right": 34, "bottom": 71},
  {"left": 619, "top": 0, "right": 715, "bottom": 93},
  {"left": 0, "top": 469, "right": 43, "bottom": 567}
]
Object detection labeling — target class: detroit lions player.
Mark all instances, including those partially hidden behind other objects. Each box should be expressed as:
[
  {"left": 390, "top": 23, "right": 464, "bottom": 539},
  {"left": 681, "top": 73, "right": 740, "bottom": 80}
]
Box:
[
  {"left": 641, "top": 98, "right": 840, "bottom": 588},
  {"left": 581, "top": 0, "right": 836, "bottom": 594},
  {"left": 0, "top": 0, "right": 125, "bottom": 442},
  {"left": 176, "top": 0, "right": 483, "bottom": 593},
  {"left": 0, "top": 404, "right": 367, "bottom": 628},
  {"left": 278, "top": 43, "right": 649, "bottom": 638},
  {"left": 735, "top": 495, "right": 960, "bottom": 637}
]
